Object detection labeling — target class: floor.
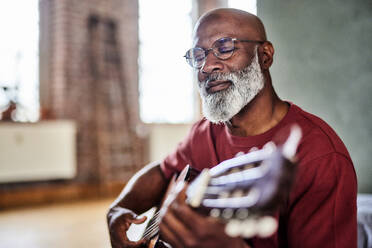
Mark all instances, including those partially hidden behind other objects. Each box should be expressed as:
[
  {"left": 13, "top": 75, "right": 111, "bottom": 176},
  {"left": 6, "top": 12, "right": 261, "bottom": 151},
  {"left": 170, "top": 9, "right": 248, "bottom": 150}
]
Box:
[{"left": 0, "top": 198, "right": 119, "bottom": 248}]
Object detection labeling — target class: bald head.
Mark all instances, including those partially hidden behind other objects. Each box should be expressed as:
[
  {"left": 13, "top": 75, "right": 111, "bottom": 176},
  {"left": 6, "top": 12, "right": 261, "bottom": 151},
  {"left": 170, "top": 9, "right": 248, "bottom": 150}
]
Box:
[
  {"left": 190, "top": 8, "right": 278, "bottom": 125},
  {"left": 194, "top": 8, "right": 267, "bottom": 42}
]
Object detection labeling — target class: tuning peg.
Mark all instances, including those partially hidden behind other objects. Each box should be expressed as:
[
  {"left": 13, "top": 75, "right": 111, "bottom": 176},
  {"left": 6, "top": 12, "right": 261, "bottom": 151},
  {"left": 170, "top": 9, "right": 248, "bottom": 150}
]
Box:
[
  {"left": 232, "top": 189, "right": 244, "bottom": 198},
  {"left": 209, "top": 208, "right": 221, "bottom": 218},
  {"left": 256, "top": 216, "right": 278, "bottom": 238},
  {"left": 244, "top": 163, "right": 255, "bottom": 170},
  {"left": 188, "top": 169, "right": 210, "bottom": 208},
  {"left": 263, "top": 141, "right": 276, "bottom": 152},
  {"left": 225, "top": 216, "right": 278, "bottom": 238},
  {"left": 241, "top": 218, "right": 257, "bottom": 238},
  {"left": 282, "top": 124, "right": 302, "bottom": 161},
  {"left": 230, "top": 168, "right": 242, "bottom": 174},
  {"left": 249, "top": 147, "right": 258, "bottom": 152},
  {"left": 234, "top": 151, "right": 245, "bottom": 157},
  {"left": 222, "top": 208, "right": 234, "bottom": 219},
  {"left": 235, "top": 208, "right": 249, "bottom": 219},
  {"left": 225, "top": 219, "right": 242, "bottom": 237},
  {"left": 218, "top": 191, "right": 230, "bottom": 199}
]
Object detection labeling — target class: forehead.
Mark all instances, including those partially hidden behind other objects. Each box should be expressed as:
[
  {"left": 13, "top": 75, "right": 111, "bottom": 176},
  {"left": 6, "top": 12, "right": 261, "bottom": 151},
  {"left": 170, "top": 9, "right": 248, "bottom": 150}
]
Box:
[{"left": 193, "top": 18, "right": 252, "bottom": 48}]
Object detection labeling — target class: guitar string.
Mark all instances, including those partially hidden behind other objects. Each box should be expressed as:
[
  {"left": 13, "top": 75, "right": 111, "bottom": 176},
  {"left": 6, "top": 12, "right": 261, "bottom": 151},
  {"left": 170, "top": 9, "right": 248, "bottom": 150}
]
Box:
[
  {"left": 142, "top": 218, "right": 159, "bottom": 238},
  {"left": 142, "top": 211, "right": 161, "bottom": 239},
  {"left": 143, "top": 220, "right": 160, "bottom": 239},
  {"left": 142, "top": 215, "right": 161, "bottom": 238},
  {"left": 143, "top": 201, "right": 173, "bottom": 238},
  {"left": 143, "top": 225, "right": 159, "bottom": 240}
]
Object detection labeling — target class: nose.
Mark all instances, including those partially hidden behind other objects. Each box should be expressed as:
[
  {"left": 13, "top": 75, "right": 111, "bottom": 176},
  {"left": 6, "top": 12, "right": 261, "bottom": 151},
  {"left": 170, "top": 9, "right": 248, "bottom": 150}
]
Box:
[{"left": 200, "top": 50, "right": 224, "bottom": 74}]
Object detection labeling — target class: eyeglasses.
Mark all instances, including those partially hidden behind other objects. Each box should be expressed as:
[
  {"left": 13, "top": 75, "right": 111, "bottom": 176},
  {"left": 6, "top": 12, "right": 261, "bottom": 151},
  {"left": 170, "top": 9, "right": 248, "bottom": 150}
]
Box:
[{"left": 184, "top": 37, "right": 265, "bottom": 69}]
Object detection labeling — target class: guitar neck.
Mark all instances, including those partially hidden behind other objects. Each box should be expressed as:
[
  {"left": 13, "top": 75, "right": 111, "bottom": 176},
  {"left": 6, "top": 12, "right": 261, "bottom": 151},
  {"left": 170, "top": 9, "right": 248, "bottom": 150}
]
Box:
[{"left": 141, "top": 165, "right": 192, "bottom": 242}]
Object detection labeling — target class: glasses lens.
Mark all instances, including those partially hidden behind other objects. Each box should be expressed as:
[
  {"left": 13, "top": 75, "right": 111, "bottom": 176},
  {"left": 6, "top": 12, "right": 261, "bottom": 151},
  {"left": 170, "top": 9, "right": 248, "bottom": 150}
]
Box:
[
  {"left": 185, "top": 47, "right": 205, "bottom": 68},
  {"left": 213, "top": 37, "right": 235, "bottom": 60}
]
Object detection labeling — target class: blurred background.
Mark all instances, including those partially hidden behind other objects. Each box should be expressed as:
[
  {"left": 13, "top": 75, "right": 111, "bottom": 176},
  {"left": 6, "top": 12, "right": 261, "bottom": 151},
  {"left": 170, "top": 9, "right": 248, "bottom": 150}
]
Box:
[{"left": 0, "top": 0, "right": 371, "bottom": 247}]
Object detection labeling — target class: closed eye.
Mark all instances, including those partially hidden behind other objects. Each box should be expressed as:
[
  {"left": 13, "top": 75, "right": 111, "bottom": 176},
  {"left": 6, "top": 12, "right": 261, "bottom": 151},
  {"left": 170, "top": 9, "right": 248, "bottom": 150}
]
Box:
[
  {"left": 194, "top": 55, "right": 205, "bottom": 62},
  {"left": 218, "top": 46, "right": 235, "bottom": 54}
]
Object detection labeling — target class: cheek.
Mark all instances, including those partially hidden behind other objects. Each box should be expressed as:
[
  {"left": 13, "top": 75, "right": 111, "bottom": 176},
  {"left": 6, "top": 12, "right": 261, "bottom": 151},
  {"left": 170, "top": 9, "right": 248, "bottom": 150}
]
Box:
[
  {"left": 233, "top": 57, "right": 252, "bottom": 70},
  {"left": 230, "top": 49, "right": 256, "bottom": 70},
  {"left": 197, "top": 71, "right": 206, "bottom": 83}
]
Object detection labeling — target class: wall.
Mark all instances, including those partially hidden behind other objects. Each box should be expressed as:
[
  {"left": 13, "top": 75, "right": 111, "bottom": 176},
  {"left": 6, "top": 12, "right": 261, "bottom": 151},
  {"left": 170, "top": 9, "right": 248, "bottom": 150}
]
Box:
[
  {"left": 258, "top": 0, "right": 372, "bottom": 192},
  {"left": 148, "top": 124, "right": 192, "bottom": 162},
  {"left": 0, "top": 0, "right": 146, "bottom": 208},
  {"left": 39, "top": 0, "right": 146, "bottom": 184},
  {"left": 145, "top": 0, "right": 225, "bottom": 164}
]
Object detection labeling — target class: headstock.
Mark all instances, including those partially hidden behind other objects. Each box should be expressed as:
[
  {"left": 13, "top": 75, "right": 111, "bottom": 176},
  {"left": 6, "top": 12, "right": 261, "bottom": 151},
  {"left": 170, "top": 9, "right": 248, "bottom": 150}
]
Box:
[{"left": 186, "top": 125, "right": 302, "bottom": 239}]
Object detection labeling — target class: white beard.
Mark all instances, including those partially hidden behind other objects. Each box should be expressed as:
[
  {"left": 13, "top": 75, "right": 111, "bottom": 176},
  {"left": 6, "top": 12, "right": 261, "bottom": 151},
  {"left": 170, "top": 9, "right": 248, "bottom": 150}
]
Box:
[{"left": 198, "top": 49, "right": 265, "bottom": 124}]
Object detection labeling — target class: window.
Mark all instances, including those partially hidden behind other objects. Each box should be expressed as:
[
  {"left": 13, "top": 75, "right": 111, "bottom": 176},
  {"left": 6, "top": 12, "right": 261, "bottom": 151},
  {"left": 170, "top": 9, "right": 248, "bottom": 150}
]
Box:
[
  {"left": 138, "top": 0, "right": 257, "bottom": 124},
  {"left": 0, "top": 0, "right": 39, "bottom": 122},
  {"left": 138, "top": 0, "right": 194, "bottom": 123}
]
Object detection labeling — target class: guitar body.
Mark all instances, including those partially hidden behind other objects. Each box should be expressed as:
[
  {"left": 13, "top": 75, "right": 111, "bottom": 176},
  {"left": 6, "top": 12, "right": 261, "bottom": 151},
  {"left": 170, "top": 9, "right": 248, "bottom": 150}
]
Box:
[
  {"left": 148, "top": 238, "right": 171, "bottom": 248},
  {"left": 147, "top": 236, "right": 158, "bottom": 248}
]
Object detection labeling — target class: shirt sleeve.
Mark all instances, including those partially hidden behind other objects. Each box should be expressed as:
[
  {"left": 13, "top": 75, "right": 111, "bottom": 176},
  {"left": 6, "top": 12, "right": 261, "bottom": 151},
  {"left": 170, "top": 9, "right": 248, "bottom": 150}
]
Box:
[
  {"left": 160, "top": 122, "right": 198, "bottom": 179},
  {"left": 283, "top": 152, "right": 357, "bottom": 248}
]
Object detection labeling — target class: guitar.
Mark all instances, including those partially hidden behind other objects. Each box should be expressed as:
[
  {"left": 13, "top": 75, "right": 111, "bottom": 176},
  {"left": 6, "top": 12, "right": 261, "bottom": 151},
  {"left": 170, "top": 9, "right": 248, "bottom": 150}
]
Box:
[{"left": 140, "top": 125, "right": 302, "bottom": 247}]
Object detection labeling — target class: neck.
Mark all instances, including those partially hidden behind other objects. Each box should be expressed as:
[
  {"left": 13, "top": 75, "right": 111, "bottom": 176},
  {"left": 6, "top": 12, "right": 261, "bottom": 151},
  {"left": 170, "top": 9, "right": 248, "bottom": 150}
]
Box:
[{"left": 226, "top": 76, "right": 289, "bottom": 136}]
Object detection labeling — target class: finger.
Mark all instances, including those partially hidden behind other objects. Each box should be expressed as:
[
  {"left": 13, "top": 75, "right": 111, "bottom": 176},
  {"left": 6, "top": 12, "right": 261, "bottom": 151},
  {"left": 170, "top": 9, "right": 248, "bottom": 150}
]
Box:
[
  {"left": 172, "top": 204, "right": 222, "bottom": 233},
  {"left": 115, "top": 224, "right": 147, "bottom": 248},
  {"left": 129, "top": 215, "right": 147, "bottom": 225},
  {"left": 263, "top": 141, "right": 276, "bottom": 150},
  {"left": 159, "top": 215, "right": 185, "bottom": 248},
  {"left": 163, "top": 206, "right": 194, "bottom": 239},
  {"left": 123, "top": 215, "right": 146, "bottom": 229},
  {"left": 165, "top": 205, "right": 227, "bottom": 247}
]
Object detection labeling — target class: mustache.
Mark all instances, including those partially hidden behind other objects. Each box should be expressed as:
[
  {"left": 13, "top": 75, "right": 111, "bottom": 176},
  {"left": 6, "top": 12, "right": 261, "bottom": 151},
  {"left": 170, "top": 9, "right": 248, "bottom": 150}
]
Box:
[{"left": 201, "top": 71, "right": 235, "bottom": 85}]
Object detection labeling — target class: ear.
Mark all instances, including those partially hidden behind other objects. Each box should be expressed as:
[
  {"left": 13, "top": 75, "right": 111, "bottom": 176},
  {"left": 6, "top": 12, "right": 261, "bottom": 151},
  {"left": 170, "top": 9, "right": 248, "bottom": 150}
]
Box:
[{"left": 259, "top": 41, "right": 274, "bottom": 70}]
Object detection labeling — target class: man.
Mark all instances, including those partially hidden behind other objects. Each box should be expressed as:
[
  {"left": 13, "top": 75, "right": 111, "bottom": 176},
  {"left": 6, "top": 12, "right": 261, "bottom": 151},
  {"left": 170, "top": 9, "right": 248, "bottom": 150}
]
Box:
[{"left": 107, "top": 8, "right": 357, "bottom": 248}]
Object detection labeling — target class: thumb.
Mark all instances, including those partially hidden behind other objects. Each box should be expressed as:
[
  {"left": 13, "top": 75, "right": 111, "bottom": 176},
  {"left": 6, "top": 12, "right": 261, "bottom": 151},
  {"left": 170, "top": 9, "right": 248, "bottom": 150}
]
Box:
[{"left": 129, "top": 215, "right": 147, "bottom": 225}]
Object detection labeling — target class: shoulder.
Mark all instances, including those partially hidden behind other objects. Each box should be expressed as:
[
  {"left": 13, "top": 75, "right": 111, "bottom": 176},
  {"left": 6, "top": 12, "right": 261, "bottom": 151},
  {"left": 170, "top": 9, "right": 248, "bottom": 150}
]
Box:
[
  {"left": 289, "top": 104, "right": 352, "bottom": 165},
  {"left": 285, "top": 105, "right": 356, "bottom": 197}
]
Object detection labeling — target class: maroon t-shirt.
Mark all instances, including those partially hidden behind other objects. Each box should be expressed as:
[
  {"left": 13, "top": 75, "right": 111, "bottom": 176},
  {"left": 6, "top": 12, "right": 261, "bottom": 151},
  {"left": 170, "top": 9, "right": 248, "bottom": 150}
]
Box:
[{"left": 161, "top": 103, "right": 357, "bottom": 248}]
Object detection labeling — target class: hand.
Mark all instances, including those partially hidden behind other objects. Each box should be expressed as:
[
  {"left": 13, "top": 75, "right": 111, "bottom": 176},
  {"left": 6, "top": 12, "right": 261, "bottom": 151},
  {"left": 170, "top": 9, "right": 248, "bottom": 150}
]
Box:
[
  {"left": 159, "top": 188, "right": 250, "bottom": 248},
  {"left": 107, "top": 206, "right": 147, "bottom": 248}
]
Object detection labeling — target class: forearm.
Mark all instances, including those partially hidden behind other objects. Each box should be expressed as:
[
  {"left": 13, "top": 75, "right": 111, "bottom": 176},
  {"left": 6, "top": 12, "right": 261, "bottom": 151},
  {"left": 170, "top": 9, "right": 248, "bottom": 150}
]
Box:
[
  {"left": 107, "top": 162, "right": 170, "bottom": 247},
  {"left": 109, "top": 161, "right": 169, "bottom": 215}
]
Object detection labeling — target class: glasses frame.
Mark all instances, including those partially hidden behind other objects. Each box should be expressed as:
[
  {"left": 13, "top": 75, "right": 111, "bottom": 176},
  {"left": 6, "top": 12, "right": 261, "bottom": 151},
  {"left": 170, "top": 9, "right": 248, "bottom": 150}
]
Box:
[{"left": 184, "top": 37, "right": 265, "bottom": 69}]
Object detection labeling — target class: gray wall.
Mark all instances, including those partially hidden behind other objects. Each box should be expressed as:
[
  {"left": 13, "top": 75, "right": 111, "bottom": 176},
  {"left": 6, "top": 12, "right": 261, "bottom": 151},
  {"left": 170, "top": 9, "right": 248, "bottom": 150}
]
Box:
[{"left": 258, "top": 0, "right": 372, "bottom": 193}]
